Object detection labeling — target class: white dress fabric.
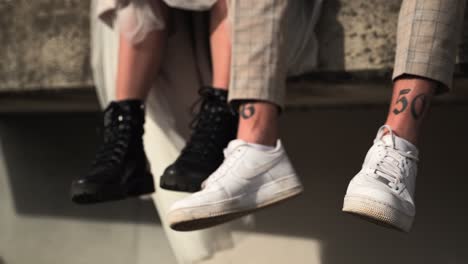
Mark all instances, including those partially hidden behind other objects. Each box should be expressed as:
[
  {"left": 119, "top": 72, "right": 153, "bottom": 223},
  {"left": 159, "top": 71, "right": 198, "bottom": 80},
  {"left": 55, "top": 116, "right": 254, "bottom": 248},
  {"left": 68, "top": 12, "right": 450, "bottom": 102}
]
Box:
[
  {"left": 91, "top": 0, "right": 322, "bottom": 263},
  {"left": 97, "top": 0, "right": 218, "bottom": 44}
]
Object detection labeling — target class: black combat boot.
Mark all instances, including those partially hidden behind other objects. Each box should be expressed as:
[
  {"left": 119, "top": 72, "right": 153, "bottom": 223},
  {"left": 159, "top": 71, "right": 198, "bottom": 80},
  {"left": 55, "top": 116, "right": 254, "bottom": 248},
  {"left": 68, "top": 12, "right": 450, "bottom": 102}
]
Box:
[
  {"left": 160, "top": 87, "right": 238, "bottom": 192},
  {"left": 71, "top": 100, "right": 154, "bottom": 204}
]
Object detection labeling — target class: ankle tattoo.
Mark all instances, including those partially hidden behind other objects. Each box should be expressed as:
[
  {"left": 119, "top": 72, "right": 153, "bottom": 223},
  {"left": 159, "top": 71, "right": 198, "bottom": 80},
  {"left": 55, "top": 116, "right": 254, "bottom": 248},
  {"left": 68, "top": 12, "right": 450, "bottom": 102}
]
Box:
[
  {"left": 240, "top": 103, "right": 256, "bottom": 119},
  {"left": 392, "top": 88, "right": 429, "bottom": 120},
  {"left": 410, "top": 94, "right": 428, "bottom": 120}
]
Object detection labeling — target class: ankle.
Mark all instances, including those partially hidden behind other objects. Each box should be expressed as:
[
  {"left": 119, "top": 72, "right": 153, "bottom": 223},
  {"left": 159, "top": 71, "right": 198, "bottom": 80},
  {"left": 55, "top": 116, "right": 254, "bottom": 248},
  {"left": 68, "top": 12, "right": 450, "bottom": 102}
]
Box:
[
  {"left": 383, "top": 123, "right": 419, "bottom": 145},
  {"left": 247, "top": 142, "right": 276, "bottom": 151},
  {"left": 236, "top": 101, "right": 279, "bottom": 146},
  {"left": 114, "top": 98, "right": 144, "bottom": 105},
  {"left": 383, "top": 77, "right": 435, "bottom": 146},
  {"left": 237, "top": 133, "right": 278, "bottom": 146}
]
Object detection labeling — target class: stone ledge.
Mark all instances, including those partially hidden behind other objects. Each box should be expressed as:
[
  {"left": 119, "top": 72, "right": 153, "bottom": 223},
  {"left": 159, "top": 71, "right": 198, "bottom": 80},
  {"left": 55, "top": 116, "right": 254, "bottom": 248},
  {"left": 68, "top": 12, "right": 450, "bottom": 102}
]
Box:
[
  {"left": 3, "top": 77, "right": 468, "bottom": 113},
  {"left": 286, "top": 78, "right": 468, "bottom": 109},
  {"left": 0, "top": 88, "right": 100, "bottom": 113}
]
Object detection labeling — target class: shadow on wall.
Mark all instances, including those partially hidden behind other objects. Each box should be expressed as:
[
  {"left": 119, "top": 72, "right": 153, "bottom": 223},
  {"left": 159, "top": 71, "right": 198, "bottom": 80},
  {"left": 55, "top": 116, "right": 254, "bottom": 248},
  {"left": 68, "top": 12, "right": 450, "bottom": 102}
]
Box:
[
  {"left": 0, "top": 113, "right": 159, "bottom": 224},
  {"left": 233, "top": 105, "right": 468, "bottom": 264},
  {"left": 1, "top": 105, "right": 468, "bottom": 263},
  {"left": 316, "top": 0, "right": 345, "bottom": 71},
  {"left": 457, "top": 2, "right": 468, "bottom": 72}
]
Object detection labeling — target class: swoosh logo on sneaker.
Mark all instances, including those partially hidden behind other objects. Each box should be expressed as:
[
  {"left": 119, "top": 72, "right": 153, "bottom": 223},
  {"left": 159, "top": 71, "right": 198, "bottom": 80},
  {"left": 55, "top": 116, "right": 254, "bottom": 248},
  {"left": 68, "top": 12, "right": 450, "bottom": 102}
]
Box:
[{"left": 237, "top": 153, "right": 285, "bottom": 180}]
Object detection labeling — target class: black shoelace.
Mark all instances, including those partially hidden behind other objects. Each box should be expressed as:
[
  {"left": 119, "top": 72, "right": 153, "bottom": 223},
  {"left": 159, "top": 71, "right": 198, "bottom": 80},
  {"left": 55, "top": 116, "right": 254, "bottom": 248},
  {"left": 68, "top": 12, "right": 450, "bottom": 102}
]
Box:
[
  {"left": 180, "top": 88, "right": 234, "bottom": 161},
  {"left": 91, "top": 107, "right": 137, "bottom": 170}
]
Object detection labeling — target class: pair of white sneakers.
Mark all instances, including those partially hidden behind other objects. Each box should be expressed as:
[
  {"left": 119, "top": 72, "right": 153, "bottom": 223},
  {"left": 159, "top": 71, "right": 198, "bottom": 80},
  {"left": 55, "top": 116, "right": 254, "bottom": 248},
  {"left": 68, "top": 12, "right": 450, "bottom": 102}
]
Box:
[{"left": 168, "top": 125, "right": 419, "bottom": 232}]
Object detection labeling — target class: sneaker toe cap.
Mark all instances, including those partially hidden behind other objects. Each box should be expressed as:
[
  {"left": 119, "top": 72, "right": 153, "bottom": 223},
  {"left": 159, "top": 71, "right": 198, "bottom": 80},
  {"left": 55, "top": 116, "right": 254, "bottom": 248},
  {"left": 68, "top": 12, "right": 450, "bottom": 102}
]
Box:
[{"left": 160, "top": 165, "right": 209, "bottom": 192}]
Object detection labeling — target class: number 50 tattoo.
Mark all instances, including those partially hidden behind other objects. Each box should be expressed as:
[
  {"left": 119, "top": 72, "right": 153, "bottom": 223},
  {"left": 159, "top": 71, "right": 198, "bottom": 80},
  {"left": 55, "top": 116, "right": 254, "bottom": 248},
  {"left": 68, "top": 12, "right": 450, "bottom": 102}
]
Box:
[
  {"left": 393, "top": 88, "right": 428, "bottom": 120},
  {"left": 393, "top": 89, "right": 411, "bottom": 115}
]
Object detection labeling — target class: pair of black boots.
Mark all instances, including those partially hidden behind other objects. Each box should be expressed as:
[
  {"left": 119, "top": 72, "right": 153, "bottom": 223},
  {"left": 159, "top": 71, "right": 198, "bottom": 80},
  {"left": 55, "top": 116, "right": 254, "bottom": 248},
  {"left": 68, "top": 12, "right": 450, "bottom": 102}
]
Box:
[{"left": 71, "top": 87, "right": 238, "bottom": 204}]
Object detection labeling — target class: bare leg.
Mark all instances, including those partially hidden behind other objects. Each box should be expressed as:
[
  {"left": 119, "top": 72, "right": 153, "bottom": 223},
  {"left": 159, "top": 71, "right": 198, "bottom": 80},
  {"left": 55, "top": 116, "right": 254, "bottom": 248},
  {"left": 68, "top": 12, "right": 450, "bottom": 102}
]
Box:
[
  {"left": 71, "top": 2, "right": 170, "bottom": 203},
  {"left": 229, "top": 0, "right": 287, "bottom": 147},
  {"left": 342, "top": 75, "right": 438, "bottom": 232},
  {"left": 210, "top": 0, "right": 231, "bottom": 90},
  {"left": 236, "top": 75, "right": 438, "bottom": 147},
  {"left": 385, "top": 75, "right": 438, "bottom": 144},
  {"left": 116, "top": 2, "right": 169, "bottom": 100},
  {"left": 237, "top": 102, "right": 279, "bottom": 146},
  {"left": 164, "top": 0, "right": 302, "bottom": 230},
  {"left": 159, "top": 0, "right": 235, "bottom": 193}
]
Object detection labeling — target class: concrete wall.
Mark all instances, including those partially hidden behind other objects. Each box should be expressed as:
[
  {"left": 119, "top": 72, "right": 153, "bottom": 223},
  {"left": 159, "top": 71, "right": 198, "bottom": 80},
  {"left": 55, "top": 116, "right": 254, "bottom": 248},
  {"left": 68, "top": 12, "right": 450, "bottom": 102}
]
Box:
[
  {"left": 0, "top": 0, "right": 92, "bottom": 92},
  {"left": 316, "top": 0, "right": 401, "bottom": 71},
  {"left": 1, "top": 106, "right": 468, "bottom": 264}
]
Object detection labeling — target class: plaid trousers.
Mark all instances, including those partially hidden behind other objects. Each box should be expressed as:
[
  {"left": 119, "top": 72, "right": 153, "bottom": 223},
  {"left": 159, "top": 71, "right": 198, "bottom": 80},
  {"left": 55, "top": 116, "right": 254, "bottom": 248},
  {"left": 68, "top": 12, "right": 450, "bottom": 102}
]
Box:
[
  {"left": 393, "top": 0, "right": 466, "bottom": 91},
  {"left": 229, "top": 0, "right": 466, "bottom": 108},
  {"left": 229, "top": 0, "right": 289, "bottom": 108}
]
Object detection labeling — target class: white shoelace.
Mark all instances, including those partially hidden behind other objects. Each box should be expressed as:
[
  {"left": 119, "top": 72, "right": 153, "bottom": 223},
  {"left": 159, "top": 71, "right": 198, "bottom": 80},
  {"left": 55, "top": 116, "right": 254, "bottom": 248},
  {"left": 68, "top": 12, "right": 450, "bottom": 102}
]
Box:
[
  {"left": 371, "top": 125, "right": 418, "bottom": 190},
  {"left": 373, "top": 142, "right": 418, "bottom": 190}
]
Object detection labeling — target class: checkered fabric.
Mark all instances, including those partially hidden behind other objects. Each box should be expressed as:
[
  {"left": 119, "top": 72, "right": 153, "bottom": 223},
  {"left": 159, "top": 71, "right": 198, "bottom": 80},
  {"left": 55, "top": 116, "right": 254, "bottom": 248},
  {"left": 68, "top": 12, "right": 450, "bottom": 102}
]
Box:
[
  {"left": 228, "top": 0, "right": 289, "bottom": 108},
  {"left": 393, "top": 0, "right": 466, "bottom": 91},
  {"left": 229, "top": 0, "right": 466, "bottom": 107}
]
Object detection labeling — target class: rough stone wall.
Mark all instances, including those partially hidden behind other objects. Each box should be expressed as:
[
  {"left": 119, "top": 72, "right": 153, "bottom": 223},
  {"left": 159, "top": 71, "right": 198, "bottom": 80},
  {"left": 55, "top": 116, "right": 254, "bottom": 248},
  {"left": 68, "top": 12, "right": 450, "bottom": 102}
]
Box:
[
  {"left": 317, "top": 0, "right": 401, "bottom": 71},
  {"left": 0, "top": 0, "right": 92, "bottom": 92}
]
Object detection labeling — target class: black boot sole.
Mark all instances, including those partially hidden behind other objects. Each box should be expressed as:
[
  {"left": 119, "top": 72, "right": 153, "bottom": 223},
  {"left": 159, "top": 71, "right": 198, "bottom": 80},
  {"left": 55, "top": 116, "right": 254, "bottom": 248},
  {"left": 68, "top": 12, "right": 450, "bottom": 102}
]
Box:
[
  {"left": 160, "top": 175, "right": 202, "bottom": 193},
  {"left": 71, "top": 172, "right": 155, "bottom": 204}
]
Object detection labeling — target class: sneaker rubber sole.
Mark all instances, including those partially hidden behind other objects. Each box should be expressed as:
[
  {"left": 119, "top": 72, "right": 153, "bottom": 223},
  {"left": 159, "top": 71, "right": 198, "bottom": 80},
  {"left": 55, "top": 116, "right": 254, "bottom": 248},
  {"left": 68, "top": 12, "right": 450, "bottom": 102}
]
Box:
[
  {"left": 342, "top": 195, "right": 414, "bottom": 232},
  {"left": 168, "top": 175, "right": 303, "bottom": 231},
  {"left": 71, "top": 172, "right": 155, "bottom": 204}
]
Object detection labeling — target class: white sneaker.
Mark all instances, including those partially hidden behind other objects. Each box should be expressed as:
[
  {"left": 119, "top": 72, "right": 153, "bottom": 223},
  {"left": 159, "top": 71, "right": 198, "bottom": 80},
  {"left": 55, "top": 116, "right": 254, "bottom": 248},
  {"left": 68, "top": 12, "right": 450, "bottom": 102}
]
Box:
[
  {"left": 168, "top": 139, "right": 303, "bottom": 231},
  {"left": 342, "top": 125, "right": 419, "bottom": 232}
]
